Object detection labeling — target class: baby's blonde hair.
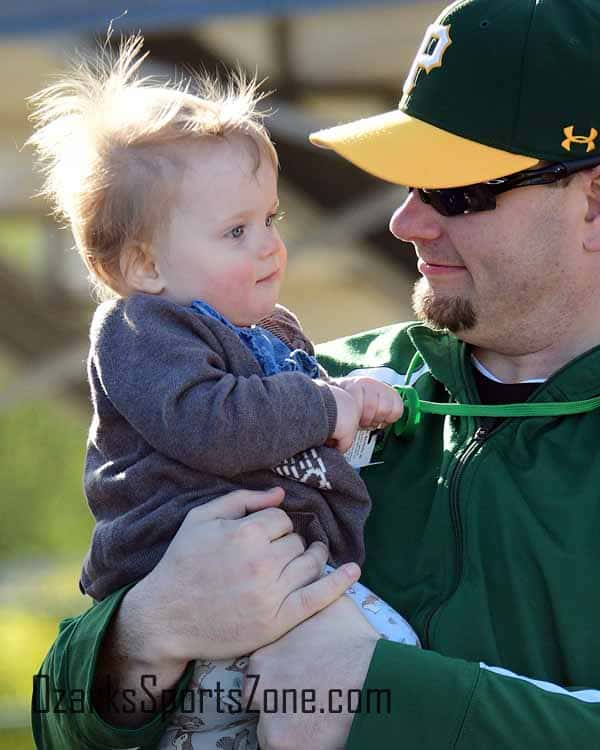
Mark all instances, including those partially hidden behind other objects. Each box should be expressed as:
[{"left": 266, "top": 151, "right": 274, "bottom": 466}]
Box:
[{"left": 27, "top": 34, "right": 278, "bottom": 300}]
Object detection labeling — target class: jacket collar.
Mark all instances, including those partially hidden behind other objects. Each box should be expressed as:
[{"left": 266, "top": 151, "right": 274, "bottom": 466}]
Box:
[{"left": 406, "top": 323, "right": 600, "bottom": 403}]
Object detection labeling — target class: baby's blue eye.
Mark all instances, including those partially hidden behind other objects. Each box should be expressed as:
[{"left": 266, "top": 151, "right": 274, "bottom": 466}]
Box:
[{"left": 230, "top": 226, "right": 244, "bottom": 238}]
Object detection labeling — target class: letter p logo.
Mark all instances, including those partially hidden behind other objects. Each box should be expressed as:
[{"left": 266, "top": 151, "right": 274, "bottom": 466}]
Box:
[{"left": 403, "top": 24, "right": 453, "bottom": 96}]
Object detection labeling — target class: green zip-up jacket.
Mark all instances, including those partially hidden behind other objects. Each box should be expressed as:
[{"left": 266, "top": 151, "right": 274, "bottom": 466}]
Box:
[{"left": 32, "top": 322, "right": 600, "bottom": 748}]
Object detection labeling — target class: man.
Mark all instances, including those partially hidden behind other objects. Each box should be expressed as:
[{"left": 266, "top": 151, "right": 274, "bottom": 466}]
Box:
[{"left": 33, "top": 0, "right": 600, "bottom": 747}]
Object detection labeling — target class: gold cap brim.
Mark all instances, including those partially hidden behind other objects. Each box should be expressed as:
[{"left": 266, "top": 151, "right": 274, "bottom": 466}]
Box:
[{"left": 310, "top": 109, "right": 538, "bottom": 189}]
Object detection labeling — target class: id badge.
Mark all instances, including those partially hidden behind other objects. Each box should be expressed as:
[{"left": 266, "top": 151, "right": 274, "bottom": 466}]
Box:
[{"left": 343, "top": 427, "right": 389, "bottom": 469}]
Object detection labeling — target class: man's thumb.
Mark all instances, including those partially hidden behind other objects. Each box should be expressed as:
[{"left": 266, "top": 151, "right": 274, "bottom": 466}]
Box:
[{"left": 190, "top": 487, "right": 285, "bottom": 522}]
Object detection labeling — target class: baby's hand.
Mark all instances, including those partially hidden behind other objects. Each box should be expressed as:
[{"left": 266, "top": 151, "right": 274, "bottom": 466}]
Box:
[
  {"left": 337, "top": 376, "right": 404, "bottom": 430},
  {"left": 328, "top": 385, "right": 361, "bottom": 453}
]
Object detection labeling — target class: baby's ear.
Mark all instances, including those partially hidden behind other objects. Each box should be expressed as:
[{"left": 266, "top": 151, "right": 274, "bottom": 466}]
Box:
[{"left": 120, "top": 241, "right": 165, "bottom": 294}]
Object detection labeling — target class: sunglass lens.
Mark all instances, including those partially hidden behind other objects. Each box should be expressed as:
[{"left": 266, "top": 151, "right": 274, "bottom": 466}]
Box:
[
  {"left": 422, "top": 189, "right": 468, "bottom": 217},
  {"left": 419, "top": 186, "right": 497, "bottom": 216},
  {"left": 462, "top": 185, "right": 497, "bottom": 213}
]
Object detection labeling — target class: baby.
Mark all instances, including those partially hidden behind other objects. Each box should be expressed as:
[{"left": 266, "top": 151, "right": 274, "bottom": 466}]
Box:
[{"left": 28, "top": 36, "right": 419, "bottom": 750}]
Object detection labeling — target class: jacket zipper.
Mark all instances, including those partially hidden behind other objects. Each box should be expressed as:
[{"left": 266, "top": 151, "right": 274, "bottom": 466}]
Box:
[{"left": 422, "top": 424, "right": 489, "bottom": 648}]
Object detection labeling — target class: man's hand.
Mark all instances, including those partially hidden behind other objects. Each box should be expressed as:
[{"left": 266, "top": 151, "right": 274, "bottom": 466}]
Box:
[
  {"left": 338, "top": 376, "right": 404, "bottom": 429},
  {"left": 141, "top": 488, "right": 359, "bottom": 663},
  {"left": 93, "top": 487, "right": 360, "bottom": 726},
  {"left": 245, "top": 595, "right": 380, "bottom": 750}
]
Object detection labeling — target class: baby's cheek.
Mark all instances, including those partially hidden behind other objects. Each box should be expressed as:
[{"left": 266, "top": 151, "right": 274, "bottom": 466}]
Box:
[
  {"left": 228, "top": 261, "right": 256, "bottom": 289},
  {"left": 211, "top": 262, "right": 256, "bottom": 304}
]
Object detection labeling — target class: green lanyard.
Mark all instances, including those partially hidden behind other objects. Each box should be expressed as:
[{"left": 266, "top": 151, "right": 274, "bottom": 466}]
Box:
[{"left": 393, "top": 351, "right": 600, "bottom": 437}]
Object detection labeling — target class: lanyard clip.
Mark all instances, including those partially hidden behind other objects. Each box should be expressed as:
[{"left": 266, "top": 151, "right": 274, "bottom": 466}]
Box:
[{"left": 393, "top": 385, "right": 422, "bottom": 437}]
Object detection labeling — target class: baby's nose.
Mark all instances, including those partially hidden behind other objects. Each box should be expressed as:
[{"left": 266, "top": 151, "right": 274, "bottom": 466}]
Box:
[{"left": 260, "top": 233, "right": 281, "bottom": 257}]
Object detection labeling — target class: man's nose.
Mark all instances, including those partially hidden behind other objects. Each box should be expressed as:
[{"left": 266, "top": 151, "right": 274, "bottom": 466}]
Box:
[{"left": 389, "top": 189, "right": 443, "bottom": 243}]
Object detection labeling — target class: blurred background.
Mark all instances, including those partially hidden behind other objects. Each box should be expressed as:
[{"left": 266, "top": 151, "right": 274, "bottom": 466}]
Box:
[{"left": 0, "top": 0, "right": 446, "bottom": 746}]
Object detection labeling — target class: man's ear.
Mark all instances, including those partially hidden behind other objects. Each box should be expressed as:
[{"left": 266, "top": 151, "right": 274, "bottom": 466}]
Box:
[
  {"left": 583, "top": 165, "right": 600, "bottom": 252},
  {"left": 120, "top": 241, "right": 165, "bottom": 294}
]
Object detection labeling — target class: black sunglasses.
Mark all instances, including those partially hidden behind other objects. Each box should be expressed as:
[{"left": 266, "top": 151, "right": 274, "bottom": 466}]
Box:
[{"left": 408, "top": 154, "right": 600, "bottom": 217}]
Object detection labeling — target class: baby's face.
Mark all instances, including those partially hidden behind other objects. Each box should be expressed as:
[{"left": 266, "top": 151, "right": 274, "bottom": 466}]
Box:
[{"left": 155, "top": 135, "right": 286, "bottom": 326}]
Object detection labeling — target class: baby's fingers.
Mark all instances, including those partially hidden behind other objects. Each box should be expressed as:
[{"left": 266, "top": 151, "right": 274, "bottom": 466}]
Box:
[
  {"left": 359, "top": 389, "right": 380, "bottom": 428},
  {"left": 372, "top": 385, "right": 404, "bottom": 427}
]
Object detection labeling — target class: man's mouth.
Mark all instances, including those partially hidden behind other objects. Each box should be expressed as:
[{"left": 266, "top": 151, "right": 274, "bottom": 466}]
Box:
[{"left": 417, "top": 258, "right": 467, "bottom": 276}]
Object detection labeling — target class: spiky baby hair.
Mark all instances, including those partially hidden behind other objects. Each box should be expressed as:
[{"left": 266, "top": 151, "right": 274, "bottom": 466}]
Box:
[{"left": 27, "top": 34, "right": 278, "bottom": 300}]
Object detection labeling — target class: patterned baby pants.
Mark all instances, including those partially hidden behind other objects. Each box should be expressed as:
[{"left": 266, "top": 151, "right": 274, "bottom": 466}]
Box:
[{"left": 159, "top": 568, "right": 419, "bottom": 750}]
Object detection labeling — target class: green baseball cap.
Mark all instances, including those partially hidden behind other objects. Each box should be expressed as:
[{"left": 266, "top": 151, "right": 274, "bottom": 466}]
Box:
[{"left": 310, "top": 0, "right": 600, "bottom": 188}]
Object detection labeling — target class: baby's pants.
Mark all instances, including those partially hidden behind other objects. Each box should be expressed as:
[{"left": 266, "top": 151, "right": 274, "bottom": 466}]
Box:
[{"left": 159, "top": 570, "right": 419, "bottom": 750}]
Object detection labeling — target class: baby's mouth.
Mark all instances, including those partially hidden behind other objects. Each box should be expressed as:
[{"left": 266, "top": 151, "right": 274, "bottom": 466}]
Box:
[{"left": 257, "top": 269, "right": 280, "bottom": 283}]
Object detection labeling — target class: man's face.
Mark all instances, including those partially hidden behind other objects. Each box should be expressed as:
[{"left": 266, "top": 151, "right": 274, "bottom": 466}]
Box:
[{"left": 389, "top": 178, "right": 594, "bottom": 354}]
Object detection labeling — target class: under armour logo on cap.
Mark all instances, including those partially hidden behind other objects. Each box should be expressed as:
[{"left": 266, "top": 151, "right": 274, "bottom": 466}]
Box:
[{"left": 562, "top": 126, "right": 599, "bottom": 153}]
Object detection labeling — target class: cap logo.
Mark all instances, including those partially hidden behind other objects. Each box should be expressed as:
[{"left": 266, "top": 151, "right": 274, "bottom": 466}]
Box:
[
  {"left": 403, "top": 24, "right": 452, "bottom": 97},
  {"left": 561, "top": 126, "right": 598, "bottom": 153}
]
